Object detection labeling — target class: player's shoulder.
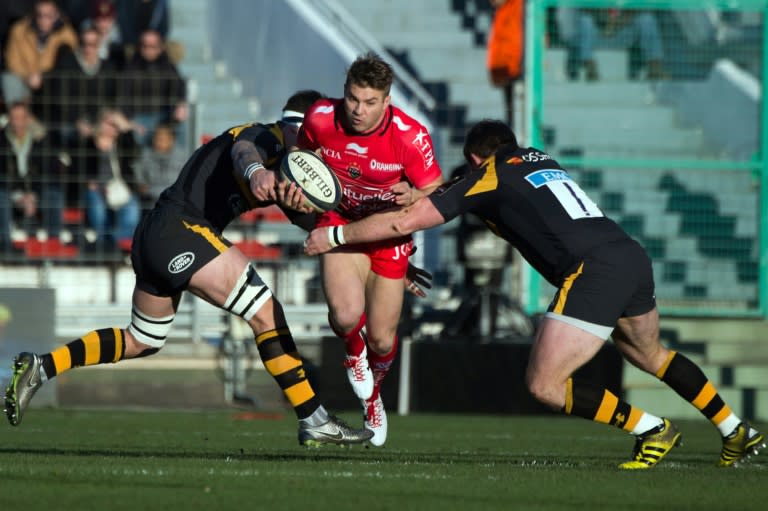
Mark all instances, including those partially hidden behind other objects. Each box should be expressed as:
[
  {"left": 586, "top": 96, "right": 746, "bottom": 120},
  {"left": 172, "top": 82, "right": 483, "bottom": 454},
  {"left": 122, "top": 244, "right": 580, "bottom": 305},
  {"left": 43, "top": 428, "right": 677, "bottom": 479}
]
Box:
[
  {"left": 389, "top": 105, "right": 428, "bottom": 133},
  {"left": 386, "top": 106, "right": 432, "bottom": 151},
  {"left": 307, "top": 98, "right": 340, "bottom": 117}
]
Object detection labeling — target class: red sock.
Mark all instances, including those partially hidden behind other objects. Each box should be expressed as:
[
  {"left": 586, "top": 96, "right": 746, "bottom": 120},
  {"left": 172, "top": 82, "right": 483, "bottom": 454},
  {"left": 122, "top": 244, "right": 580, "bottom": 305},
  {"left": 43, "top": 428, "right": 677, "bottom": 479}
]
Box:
[
  {"left": 367, "top": 336, "right": 398, "bottom": 398},
  {"left": 329, "top": 313, "right": 367, "bottom": 357}
]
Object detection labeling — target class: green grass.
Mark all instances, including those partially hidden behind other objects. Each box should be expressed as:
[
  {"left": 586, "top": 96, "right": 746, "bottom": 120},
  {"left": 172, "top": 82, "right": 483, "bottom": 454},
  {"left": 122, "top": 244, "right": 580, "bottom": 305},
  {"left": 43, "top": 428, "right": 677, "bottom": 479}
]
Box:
[{"left": 0, "top": 409, "right": 765, "bottom": 511}]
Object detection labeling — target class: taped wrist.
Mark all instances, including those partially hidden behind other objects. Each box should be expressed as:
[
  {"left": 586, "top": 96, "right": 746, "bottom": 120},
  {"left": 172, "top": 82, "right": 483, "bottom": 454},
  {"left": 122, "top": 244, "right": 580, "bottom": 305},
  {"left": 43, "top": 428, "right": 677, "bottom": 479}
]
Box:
[
  {"left": 327, "top": 226, "right": 346, "bottom": 248},
  {"left": 243, "top": 162, "right": 265, "bottom": 181}
]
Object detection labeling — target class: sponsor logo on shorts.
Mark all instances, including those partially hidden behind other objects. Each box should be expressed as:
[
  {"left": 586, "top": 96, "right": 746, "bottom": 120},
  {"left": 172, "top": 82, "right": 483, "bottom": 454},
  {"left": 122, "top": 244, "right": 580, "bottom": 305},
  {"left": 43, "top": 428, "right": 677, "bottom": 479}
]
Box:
[{"left": 168, "top": 252, "right": 195, "bottom": 274}]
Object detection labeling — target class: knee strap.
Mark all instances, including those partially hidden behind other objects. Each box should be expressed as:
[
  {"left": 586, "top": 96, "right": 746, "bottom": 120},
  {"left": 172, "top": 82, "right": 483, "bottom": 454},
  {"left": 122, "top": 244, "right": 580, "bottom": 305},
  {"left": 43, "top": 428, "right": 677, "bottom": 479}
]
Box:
[
  {"left": 224, "top": 263, "right": 273, "bottom": 321},
  {"left": 128, "top": 307, "right": 174, "bottom": 348}
]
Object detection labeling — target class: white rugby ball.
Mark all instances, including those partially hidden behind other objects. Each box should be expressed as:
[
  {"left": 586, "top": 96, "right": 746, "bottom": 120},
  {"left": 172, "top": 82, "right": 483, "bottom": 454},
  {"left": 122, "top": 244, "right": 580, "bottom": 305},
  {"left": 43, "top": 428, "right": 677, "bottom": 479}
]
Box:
[{"left": 279, "top": 149, "right": 341, "bottom": 213}]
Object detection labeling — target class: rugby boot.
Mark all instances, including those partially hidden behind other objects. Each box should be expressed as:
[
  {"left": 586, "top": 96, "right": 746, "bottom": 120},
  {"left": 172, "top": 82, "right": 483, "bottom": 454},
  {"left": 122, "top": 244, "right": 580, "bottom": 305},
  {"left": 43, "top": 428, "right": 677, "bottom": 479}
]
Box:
[
  {"left": 618, "top": 418, "right": 681, "bottom": 469},
  {"left": 343, "top": 345, "right": 373, "bottom": 400},
  {"left": 4, "top": 352, "right": 43, "bottom": 426},
  {"left": 362, "top": 393, "right": 388, "bottom": 447},
  {"left": 298, "top": 414, "right": 373, "bottom": 447},
  {"left": 718, "top": 422, "right": 766, "bottom": 467}
]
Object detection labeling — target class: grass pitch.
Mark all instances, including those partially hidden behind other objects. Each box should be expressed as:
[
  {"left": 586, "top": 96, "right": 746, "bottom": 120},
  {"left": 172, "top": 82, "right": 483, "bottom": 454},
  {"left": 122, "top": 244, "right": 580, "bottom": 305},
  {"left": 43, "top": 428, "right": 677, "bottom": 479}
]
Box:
[{"left": 0, "top": 409, "right": 765, "bottom": 511}]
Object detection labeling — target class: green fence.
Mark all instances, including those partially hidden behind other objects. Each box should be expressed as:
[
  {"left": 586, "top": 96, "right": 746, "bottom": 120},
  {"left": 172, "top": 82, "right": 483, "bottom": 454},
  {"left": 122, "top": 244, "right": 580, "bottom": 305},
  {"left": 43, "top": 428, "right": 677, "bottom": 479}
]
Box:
[{"left": 523, "top": 0, "right": 768, "bottom": 317}]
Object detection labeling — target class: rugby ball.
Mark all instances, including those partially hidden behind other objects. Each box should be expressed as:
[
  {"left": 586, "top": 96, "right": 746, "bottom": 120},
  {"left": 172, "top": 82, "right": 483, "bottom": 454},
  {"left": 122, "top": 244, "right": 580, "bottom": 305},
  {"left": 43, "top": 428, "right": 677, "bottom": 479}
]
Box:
[{"left": 279, "top": 149, "right": 342, "bottom": 213}]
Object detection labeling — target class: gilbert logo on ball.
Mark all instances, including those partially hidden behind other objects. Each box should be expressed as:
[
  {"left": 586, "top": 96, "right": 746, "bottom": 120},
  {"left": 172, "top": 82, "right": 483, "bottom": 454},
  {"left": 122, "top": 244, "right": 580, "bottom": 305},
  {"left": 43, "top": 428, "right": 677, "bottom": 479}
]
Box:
[{"left": 280, "top": 150, "right": 342, "bottom": 212}]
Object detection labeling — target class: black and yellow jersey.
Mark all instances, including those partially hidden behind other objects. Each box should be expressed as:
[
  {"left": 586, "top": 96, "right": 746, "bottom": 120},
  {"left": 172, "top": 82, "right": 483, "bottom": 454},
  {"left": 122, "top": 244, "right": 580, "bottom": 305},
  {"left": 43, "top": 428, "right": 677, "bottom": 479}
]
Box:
[
  {"left": 428, "top": 144, "right": 629, "bottom": 286},
  {"left": 158, "top": 122, "right": 289, "bottom": 231}
]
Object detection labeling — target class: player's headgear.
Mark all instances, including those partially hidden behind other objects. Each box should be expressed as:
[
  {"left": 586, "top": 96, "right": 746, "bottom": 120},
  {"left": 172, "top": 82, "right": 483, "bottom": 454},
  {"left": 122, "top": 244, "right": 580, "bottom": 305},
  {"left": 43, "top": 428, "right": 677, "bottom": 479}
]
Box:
[
  {"left": 281, "top": 89, "right": 324, "bottom": 127},
  {"left": 463, "top": 119, "right": 519, "bottom": 161}
]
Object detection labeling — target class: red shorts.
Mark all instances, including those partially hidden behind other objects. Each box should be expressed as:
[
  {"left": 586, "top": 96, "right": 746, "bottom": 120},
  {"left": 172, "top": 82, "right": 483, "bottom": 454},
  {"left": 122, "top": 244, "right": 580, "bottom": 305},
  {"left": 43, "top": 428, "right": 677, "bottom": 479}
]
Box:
[{"left": 316, "top": 211, "right": 413, "bottom": 279}]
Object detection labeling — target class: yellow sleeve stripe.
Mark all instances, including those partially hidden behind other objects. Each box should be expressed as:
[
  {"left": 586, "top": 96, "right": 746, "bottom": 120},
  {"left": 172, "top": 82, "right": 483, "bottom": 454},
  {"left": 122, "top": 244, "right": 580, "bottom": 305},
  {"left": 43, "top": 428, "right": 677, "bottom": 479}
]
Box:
[
  {"left": 227, "top": 123, "right": 255, "bottom": 139},
  {"left": 466, "top": 156, "right": 498, "bottom": 196}
]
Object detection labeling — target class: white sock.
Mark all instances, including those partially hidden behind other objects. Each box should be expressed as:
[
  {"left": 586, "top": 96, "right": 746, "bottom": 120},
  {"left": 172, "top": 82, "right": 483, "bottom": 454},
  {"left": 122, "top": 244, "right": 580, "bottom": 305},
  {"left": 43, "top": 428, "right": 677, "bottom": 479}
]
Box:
[
  {"left": 299, "top": 405, "right": 329, "bottom": 427},
  {"left": 717, "top": 413, "right": 742, "bottom": 437},
  {"left": 632, "top": 413, "right": 664, "bottom": 435}
]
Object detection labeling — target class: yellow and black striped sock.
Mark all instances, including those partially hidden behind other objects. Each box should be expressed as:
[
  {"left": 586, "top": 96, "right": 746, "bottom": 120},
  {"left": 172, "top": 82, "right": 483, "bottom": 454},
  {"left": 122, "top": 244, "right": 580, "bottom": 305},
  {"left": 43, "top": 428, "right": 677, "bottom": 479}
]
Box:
[
  {"left": 40, "top": 328, "right": 126, "bottom": 379},
  {"left": 656, "top": 350, "right": 732, "bottom": 427},
  {"left": 564, "top": 377, "right": 645, "bottom": 432},
  {"left": 255, "top": 327, "right": 320, "bottom": 420}
]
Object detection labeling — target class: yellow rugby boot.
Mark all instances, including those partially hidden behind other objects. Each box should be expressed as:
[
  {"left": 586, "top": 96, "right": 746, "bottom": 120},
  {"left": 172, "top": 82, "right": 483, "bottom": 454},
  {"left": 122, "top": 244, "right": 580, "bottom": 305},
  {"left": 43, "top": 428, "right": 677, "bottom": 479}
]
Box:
[
  {"left": 718, "top": 422, "right": 766, "bottom": 467},
  {"left": 619, "top": 418, "right": 682, "bottom": 469}
]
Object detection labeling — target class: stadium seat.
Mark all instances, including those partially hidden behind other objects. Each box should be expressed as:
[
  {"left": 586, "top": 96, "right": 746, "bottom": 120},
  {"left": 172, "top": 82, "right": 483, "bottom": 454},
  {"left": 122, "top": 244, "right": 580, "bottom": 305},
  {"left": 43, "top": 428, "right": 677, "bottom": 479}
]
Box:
[{"left": 234, "top": 240, "right": 282, "bottom": 260}]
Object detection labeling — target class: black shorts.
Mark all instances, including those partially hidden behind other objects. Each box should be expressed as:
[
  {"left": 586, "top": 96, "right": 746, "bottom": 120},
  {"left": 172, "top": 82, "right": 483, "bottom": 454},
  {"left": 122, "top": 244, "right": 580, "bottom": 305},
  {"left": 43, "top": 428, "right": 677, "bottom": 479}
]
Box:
[
  {"left": 131, "top": 203, "right": 232, "bottom": 297},
  {"left": 547, "top": 238, "right": 656, "bottom": 327}
]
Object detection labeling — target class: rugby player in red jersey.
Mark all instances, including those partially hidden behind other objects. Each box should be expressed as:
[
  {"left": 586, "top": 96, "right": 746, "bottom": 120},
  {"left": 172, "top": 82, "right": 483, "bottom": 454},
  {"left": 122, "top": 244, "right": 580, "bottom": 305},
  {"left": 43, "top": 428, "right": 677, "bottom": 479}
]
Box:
[{"left": 297, "top": 52, "right": 444, "bottom": 446}]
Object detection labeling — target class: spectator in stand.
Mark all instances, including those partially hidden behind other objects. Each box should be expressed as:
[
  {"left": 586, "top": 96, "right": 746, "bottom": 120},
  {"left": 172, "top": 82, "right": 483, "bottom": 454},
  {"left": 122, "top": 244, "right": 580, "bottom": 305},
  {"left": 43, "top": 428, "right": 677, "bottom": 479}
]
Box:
[
  {"left": 486, "top": 0, "right": 524, "bottom": 128},
  {"left": 0, "top": 101, "right": 65, "bottom": 253},
  {"left": 68, "top": 108, "right": 140, "bottom": 252},
  {"left": 116, "top": 0, "right": 169, "bottom": 48},
  {"left": 80, "top": 0, "right": 127, "bottom": 69},
  {"left": 39, "top": 26, "right": 120, "bottom": 145},
  {"left": 557, "top": 8, "right": 665, "bottom": 81},
  {"left": 2, "top": 0, "right": 78, "bottom": 107},
  {"left": 58, "top": 0, "right": 91, "bottom": 31},
  {"left": 0, "top": 2, "right": 34, "bottom": 71},
  {"left": 133, "top": 122, "right": 186, "bottom": 212},
  {"left": 118, "top": 28, "right": 187, "bottom": 147}
]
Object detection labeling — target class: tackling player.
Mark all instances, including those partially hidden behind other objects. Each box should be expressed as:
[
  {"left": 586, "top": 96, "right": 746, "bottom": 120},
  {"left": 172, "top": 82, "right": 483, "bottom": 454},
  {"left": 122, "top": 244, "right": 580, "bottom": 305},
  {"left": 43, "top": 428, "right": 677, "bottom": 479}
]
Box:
[
  {"left": 297, "top": 53, "right": 444, "bottom": 446},
  {"left": 3, "top": 90, "right": 374, "bottom": 447},
  {"left": 303, "top": 119, "right": 766, "bottom": 468}
]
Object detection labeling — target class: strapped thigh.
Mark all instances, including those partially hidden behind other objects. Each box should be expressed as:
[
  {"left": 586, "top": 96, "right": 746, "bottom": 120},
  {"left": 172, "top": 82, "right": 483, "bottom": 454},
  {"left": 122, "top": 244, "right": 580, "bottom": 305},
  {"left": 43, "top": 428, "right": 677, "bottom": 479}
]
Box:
[{"left": 224, "top": 263, "right": 273, "bottom": 321}]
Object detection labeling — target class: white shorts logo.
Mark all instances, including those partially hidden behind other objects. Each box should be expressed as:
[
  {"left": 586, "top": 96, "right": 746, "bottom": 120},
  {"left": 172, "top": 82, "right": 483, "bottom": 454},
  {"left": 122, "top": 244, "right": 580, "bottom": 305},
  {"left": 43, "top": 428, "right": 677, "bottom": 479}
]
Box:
[{"left": 168, "top": 252, "right": 195, "bottom": 274}]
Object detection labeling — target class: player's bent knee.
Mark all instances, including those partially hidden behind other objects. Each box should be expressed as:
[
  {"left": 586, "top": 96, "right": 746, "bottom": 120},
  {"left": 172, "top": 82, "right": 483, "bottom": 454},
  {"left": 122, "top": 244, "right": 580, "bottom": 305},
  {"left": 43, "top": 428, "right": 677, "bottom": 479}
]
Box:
[
  {"left": 526, "top": 376, "right": 560, "bottom": 409},
  {"left": 224, "top": 263, "right": 273, "bottom": 321},
  {"left": 331, "top": 307, "right": 365, "bottom": 332},
  {"left": 128, "top": 307, "right": 174, "bottom": 349}
]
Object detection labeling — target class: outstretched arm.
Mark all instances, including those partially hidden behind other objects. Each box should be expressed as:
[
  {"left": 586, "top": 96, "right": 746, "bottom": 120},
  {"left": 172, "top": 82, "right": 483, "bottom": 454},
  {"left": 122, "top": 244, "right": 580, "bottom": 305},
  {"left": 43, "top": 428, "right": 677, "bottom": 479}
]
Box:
[{"left": 303, "top": 197, "right": 445, "bottom": 255}]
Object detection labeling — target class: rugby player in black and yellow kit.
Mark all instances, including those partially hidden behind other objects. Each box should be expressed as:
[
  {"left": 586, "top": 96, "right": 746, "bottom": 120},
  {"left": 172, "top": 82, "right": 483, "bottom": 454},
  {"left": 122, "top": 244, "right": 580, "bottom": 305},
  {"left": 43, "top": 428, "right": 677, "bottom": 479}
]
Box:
[
  {"left": 3, "top": 90, "right": 374, "bottom": 446},
  {"left": 304, "top": 119, "right": 766, "bottom": 467}
]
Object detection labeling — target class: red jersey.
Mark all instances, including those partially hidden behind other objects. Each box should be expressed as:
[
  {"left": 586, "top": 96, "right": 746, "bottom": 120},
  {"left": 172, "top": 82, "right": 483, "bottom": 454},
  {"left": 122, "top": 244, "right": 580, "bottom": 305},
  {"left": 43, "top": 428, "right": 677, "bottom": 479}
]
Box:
[{"left": 298, "top": 98, "right": 443, "bottom": 220}]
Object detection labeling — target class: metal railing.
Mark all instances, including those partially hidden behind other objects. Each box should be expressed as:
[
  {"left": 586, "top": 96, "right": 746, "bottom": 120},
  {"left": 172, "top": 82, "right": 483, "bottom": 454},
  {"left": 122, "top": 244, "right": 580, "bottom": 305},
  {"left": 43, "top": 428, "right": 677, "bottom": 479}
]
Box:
[{"left": 524, "top": 0, "right": 768, "bottom": 317}]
